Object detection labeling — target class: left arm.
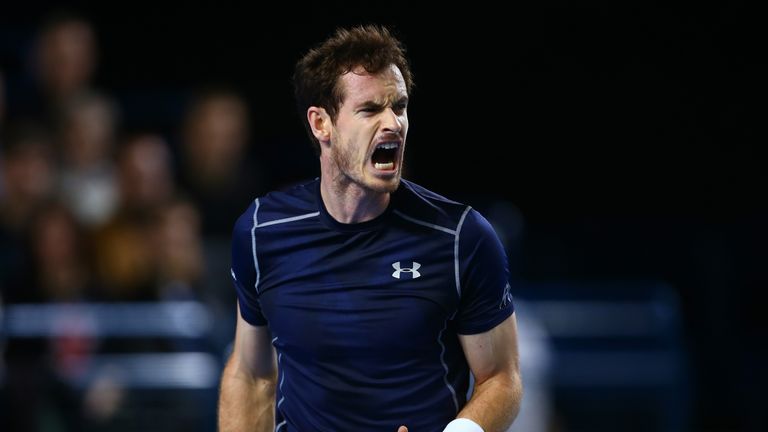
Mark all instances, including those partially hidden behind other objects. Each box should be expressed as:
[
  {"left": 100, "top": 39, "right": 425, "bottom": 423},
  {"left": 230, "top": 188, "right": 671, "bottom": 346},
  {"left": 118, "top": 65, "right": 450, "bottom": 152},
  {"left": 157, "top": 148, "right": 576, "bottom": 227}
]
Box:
[
  {"left": 456, "top": 313, "right": 522, "bottom": 432},
  {"left": 415, "top": 208, "right": 521, "bottom": 432}
]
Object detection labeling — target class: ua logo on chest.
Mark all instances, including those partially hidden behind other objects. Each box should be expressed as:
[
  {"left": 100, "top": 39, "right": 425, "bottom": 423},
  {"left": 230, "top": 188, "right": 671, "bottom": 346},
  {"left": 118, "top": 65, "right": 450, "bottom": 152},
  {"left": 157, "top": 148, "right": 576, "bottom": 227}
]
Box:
[{"left": 391, "top": 261, "right": 421, "bottom": 279}]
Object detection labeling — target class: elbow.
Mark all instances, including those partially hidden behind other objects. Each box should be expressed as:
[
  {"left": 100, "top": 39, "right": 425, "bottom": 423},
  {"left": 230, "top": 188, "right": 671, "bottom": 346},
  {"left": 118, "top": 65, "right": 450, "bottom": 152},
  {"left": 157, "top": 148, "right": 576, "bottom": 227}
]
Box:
[
  {"left": 223, "top": 351, "right": 278, "bottom": 386},
  {"left": 475, "top": 368, "right": 524, "bottom": 406},
  {"left": 508, "top": 368, "right": 524, "bottom": 418},
  {"left": 491, "top": 369, "right": 525, "bottom": 412}
]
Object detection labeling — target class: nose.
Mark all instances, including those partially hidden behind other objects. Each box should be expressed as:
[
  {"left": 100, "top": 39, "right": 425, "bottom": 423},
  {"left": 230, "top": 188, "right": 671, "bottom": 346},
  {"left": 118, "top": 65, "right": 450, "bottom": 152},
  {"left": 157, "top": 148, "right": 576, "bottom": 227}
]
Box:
[{"left": 381, "top": 107, "right": 403, "bottom": 134}]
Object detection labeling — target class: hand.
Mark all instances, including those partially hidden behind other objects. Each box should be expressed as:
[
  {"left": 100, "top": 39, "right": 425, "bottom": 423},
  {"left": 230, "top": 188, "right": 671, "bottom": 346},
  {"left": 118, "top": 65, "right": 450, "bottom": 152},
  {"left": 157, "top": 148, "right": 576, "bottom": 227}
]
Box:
[{"left": 397, "top": 426, "right": 408, "bottom": 432}]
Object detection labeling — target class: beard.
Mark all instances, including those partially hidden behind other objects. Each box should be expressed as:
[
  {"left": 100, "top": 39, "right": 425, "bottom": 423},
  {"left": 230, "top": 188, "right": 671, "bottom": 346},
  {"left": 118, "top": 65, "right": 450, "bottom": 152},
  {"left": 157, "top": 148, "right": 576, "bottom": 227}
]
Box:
[{"left": 331, "top": 138, "right": 400, "bottom": 194}]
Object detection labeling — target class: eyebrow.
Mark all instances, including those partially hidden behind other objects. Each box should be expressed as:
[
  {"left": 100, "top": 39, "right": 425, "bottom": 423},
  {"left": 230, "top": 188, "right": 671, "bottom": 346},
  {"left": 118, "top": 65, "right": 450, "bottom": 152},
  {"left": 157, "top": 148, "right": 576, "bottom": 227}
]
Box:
[{"left": 356, "top": 96, "right": 409, "bottom": 110}]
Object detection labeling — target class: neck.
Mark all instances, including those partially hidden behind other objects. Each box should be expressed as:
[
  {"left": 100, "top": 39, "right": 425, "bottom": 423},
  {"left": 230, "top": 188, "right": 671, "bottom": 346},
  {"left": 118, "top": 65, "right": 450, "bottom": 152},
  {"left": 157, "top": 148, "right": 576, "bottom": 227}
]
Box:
[{"left": 319, "top": 173, "right": 390, "bottom": 224}]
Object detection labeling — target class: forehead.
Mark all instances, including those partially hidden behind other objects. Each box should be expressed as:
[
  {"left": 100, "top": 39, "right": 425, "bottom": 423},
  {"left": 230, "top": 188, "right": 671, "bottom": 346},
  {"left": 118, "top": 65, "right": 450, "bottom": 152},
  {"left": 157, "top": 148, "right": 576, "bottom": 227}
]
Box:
[{"left": 339, "top": 64, "right": 407, "bottom": 105}]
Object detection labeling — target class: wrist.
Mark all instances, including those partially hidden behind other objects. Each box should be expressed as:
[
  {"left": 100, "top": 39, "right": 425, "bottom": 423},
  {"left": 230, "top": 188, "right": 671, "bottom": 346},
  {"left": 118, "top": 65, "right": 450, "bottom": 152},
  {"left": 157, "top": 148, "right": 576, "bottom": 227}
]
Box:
[{"left": 443, "top": 418, "right": 484, "bottom": 432}]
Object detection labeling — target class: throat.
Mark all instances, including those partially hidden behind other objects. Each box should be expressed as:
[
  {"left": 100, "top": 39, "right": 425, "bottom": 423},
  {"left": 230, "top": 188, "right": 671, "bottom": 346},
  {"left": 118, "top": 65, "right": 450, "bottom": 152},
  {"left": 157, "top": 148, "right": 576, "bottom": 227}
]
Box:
[{"left": 320, "top": 179, "right": 390, "bottom": 224}]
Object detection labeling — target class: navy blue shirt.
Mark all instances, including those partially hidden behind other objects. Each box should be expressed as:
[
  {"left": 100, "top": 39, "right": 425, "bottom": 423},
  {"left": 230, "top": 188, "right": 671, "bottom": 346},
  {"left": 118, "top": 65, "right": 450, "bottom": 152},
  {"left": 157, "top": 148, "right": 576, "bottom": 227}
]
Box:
[{"left": 231, "top": 179, "right": 514, "bottom": 431}]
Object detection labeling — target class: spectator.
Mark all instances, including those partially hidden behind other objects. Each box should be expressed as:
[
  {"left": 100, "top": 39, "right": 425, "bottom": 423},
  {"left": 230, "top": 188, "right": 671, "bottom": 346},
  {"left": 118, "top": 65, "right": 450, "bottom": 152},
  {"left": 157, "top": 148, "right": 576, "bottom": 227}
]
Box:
[
  {"left": 56, "top": 90, "right": 119, "bottom": 227},
  {"left": 32, "top": 12, "right": 98, "bottom": 124},
  {"left": 178, "top": 88, "right": 266, "bottom": 236},
  {"left": 0, "top": 124, "right": 55, "bottom": 232},
  {"left": 93, "top": 133, "right": 175, "bottom": 301},
  {"left": 0, "top": 124, "right": 55, "bottom": 298},
  {"left": 151, "top": 198, "right": 206, "bottom": 301}
]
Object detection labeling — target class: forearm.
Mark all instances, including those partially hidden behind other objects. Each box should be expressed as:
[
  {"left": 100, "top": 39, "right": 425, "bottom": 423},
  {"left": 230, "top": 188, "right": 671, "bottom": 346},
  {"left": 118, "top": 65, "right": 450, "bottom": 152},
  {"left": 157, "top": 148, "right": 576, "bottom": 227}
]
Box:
[
  {"left": 218, "top": 356, "right": 277, "bottom": 432},
  {"left": 457, "top": 373, "right": 522, "bottom": 432}
]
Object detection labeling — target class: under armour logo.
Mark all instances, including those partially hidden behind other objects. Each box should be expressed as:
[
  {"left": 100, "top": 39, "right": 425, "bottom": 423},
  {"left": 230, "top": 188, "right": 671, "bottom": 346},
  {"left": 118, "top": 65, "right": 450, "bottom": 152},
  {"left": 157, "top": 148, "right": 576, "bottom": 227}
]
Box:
[
  {"left": 392, "top": 261, "right": 421, "bottom": 279},
  {"left": 500, "top": 282, "right": 513, "bottom": 309}
]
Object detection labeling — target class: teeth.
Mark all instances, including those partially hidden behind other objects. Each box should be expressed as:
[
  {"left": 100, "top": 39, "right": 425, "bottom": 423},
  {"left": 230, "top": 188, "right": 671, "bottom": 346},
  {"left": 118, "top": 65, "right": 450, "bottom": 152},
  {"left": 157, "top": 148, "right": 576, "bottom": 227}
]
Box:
[
  {"left": 374, "top": 162, "right": 394, "bottom": 170},
  {"left": 376, "top": 142, "right": 399, "bottom": 150}
]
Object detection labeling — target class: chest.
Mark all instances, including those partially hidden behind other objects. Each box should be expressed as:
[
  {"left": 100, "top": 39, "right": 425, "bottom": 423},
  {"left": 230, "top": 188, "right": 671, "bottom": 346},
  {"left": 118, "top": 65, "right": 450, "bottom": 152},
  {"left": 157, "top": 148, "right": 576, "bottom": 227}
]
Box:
[{"left": 256, "top": 225, "right": 458, "bottom": 357}]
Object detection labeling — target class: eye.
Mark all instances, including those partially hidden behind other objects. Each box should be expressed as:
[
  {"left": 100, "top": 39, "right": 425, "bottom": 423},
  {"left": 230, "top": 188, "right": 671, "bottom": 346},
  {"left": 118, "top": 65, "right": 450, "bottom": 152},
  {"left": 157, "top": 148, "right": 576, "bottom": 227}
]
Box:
[
  {"left": 358, "top": 106, "right": 381, "bottom": 115},
  {"left": 393, "top": 103, "right": 407, "bottom": 115}
]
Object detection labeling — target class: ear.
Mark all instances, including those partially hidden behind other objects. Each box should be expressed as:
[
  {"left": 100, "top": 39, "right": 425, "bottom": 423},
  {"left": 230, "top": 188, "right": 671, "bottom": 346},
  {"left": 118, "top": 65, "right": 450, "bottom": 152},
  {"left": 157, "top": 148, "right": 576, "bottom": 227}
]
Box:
[{"left": 307, "top": 106, "right": 331, "bottom": 145}]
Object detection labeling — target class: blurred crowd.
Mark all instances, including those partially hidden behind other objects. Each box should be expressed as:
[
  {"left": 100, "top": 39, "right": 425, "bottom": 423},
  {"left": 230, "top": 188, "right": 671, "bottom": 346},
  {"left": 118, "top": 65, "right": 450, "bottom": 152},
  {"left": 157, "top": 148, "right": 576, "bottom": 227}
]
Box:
[{"left": 0, "top": 12, "right": 273, "bottom": 431}]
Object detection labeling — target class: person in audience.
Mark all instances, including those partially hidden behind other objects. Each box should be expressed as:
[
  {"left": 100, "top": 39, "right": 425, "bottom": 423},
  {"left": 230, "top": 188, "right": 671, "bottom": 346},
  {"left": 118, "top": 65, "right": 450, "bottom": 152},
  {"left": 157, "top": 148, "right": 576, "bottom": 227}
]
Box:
[
  {"left": 93, "top": 133, "right": 175, "bottom": 301},
  {"left": 151, "top": 197, "right": 206, "bottom": 301},
  {"left": 32, "top": 12, "right": 98, "bottom": 124},
  {"left": 0, "top": 124, "right": 56, "bottom": 300},
  {"left": 56, "top": 90, "right": 119, "bottom": 227},
  {"left": 178, "top": 88, "right": 266, "bottom": 236}
]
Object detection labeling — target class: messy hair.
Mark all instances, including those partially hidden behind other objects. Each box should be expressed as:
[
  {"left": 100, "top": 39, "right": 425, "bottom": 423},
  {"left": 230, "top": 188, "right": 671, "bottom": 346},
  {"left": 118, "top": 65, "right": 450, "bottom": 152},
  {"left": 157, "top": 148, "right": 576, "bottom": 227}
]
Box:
[{"left": 293, "top": 25, "right": 414, "bottom": 155}]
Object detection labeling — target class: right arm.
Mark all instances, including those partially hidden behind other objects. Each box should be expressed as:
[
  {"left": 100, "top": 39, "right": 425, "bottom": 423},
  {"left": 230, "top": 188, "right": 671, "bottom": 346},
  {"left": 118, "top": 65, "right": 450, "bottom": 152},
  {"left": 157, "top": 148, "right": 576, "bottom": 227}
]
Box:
[{"left": 218, "top": 305, "right": 277, "bottom": 432}]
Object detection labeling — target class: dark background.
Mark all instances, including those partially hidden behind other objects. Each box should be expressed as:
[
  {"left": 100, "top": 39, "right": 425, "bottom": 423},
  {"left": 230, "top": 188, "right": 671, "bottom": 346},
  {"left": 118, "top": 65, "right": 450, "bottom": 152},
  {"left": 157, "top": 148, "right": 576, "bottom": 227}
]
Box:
[{"left": 2, "top": 4, "right": 765, "bottom": 430}]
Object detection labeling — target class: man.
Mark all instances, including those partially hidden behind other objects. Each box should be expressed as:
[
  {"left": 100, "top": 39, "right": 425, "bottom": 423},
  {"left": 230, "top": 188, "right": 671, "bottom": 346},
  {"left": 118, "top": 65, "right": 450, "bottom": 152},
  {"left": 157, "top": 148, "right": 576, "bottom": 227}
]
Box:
[{"left": 219, "top": 25, "right": 522, "bottom": 432}]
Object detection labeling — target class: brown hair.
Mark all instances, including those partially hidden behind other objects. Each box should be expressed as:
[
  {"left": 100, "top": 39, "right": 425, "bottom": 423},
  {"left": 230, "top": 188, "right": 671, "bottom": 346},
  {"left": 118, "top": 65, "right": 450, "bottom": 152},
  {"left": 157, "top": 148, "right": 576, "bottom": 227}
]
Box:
[{"left": 293, "top": 25, "right": 414, "bottom": 155}]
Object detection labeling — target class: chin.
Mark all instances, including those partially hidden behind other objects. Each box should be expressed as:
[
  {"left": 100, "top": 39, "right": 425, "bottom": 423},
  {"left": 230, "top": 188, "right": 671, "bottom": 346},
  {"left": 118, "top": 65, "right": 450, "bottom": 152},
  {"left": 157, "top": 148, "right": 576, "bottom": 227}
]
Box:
[{"left": 367, "top": 176, "right": 400, "bottom": 193}]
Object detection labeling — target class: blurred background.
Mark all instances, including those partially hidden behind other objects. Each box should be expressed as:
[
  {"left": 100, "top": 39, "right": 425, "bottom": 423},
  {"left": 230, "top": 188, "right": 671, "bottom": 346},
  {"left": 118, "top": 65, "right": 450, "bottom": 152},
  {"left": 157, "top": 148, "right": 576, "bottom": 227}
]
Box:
[{"left": 0, "top": 4, "right": 764, "bottom": 431}]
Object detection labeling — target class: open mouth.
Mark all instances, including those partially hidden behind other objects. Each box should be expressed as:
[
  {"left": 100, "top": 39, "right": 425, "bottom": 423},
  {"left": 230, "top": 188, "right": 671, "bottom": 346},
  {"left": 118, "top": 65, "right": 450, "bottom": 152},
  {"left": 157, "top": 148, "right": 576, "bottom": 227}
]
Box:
[{"left": 371, "top": 142, "right": 399, "bottom": 171}]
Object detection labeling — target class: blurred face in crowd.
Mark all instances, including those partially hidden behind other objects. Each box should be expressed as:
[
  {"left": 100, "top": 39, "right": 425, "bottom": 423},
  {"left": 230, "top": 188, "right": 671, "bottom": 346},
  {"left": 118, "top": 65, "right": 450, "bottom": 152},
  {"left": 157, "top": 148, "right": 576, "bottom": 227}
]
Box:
[
  {"left": 118, "top": 135, "right": 173, "bottom": 208},
  {"left": 37, "top": 19, "right": 96, "bottom": 98},
  {"left": 154, "top": 201, "right": 203, "bottom": 282},
  {"left": 183, "top": 94, "right": 249, "bottom": 175},
  {"left": 32, "top": 205, "right": 87, "bottom": 300},
  {"left": 34, "top": 206, "right": 79, "bottom": 269},
  {"left": 1, "top": 139, "right": 54, "bottom": 204},
  {"left": 61, "top": 94, "right": 116, "bottom": 168}
]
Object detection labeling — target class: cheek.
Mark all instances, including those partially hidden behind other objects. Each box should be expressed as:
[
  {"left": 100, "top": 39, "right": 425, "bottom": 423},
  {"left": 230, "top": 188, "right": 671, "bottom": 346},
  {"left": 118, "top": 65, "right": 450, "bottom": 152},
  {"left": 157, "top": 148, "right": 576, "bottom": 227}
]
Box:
[{"left": 348, "top": 125, "right": 375, "bottom": 151}]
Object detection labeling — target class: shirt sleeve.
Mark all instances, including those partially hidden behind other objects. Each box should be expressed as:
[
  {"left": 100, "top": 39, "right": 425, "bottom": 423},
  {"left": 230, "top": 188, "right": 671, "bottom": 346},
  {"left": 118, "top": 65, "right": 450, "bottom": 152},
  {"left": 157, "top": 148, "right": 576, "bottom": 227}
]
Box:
[
  {"left": 231, "top": 203, "right": 268, "bottom": 326},
  {"left": 455, "top": 207, "right": 515, "bottom": 335}
]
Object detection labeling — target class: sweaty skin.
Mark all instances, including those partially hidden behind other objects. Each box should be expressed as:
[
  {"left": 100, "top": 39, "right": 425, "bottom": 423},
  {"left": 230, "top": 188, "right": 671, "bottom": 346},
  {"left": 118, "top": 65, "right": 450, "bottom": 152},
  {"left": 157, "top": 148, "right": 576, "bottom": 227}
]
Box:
[{"left": 309, "top": 64, "right": 409, "bottom": 224}]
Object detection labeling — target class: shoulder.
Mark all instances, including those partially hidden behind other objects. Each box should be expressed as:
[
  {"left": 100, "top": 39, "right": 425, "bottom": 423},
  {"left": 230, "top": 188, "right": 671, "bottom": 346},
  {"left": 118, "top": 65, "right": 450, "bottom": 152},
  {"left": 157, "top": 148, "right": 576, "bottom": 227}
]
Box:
[
  {"left": 396, "top": 181, "right": 500, "bottom": 247},
  {"left": 394, "top": 179, "right": 476, "bottom": 233},
  {"left": 233, "top": 179, "right": 319, "bottom": 234}
]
